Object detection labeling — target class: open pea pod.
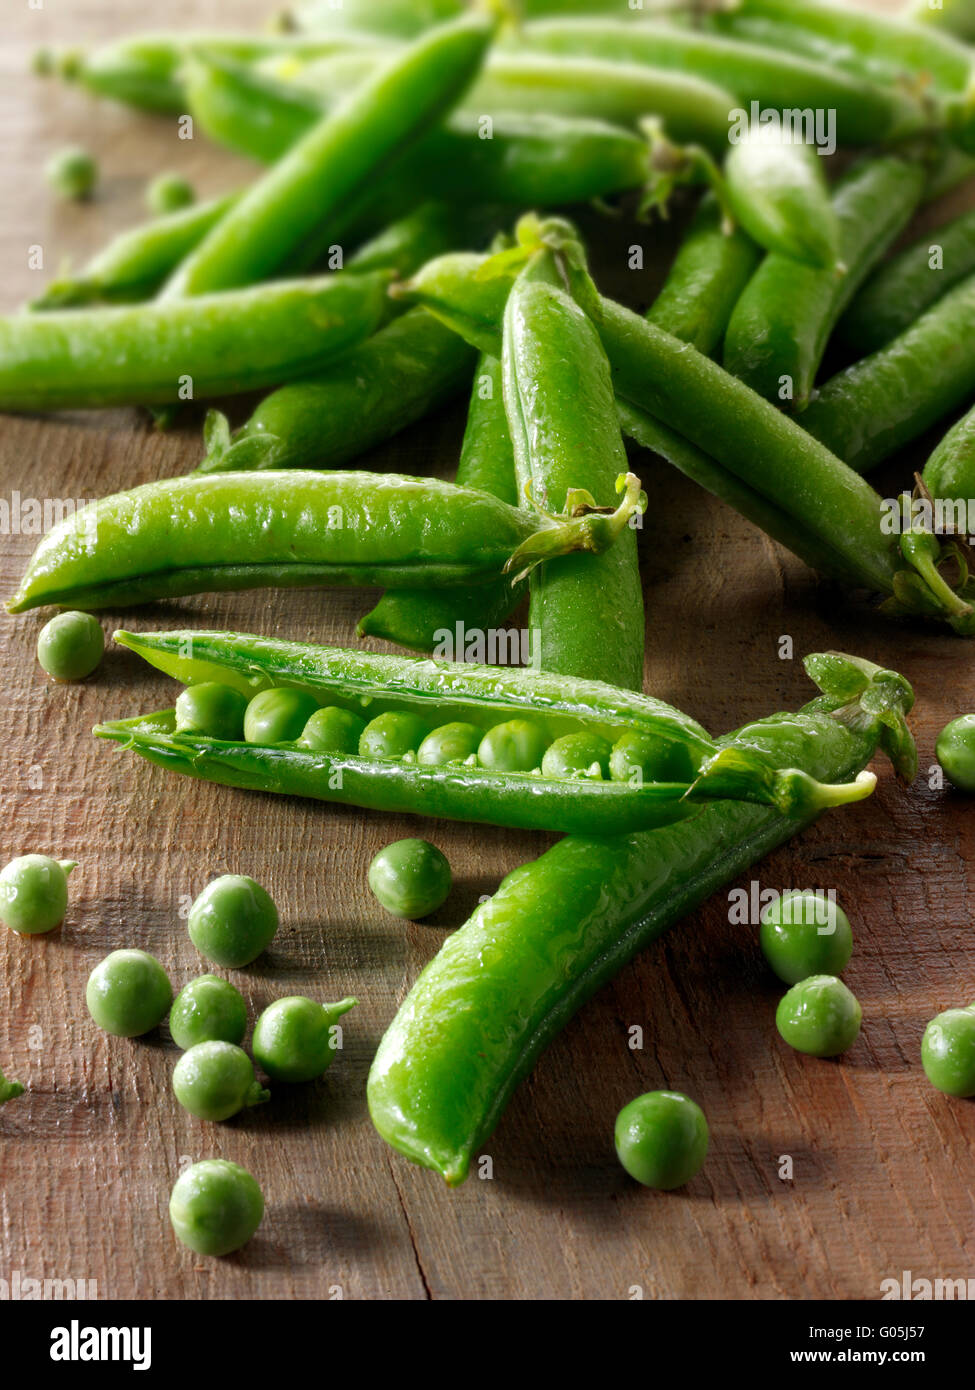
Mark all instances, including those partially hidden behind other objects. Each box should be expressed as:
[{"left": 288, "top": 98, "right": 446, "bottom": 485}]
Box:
[{"left": 93, "top": 631, "right": 876, "bottom": 836}]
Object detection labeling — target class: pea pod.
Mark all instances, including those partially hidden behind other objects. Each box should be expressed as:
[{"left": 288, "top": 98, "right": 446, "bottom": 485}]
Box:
[
  {"left": 921, "top": 403, "right": 975, "bottom": 506},
  {"left": 7, "top": 469, "right": 645, "bottom": 614},
  {"left": 93, "top": 630, "right": 877, "bottom": 836},
  {"left": 0, "top": 272, "right": 387, "bottom": 412},
  {"left": 722, "top": 125, "right": 839, "bottom": 269},
  {"left": 909, "top": 0, "right": 975, "bottom": 43},
  {"left": 368, "top": 652, "right": 915, "bottom": 1185}
]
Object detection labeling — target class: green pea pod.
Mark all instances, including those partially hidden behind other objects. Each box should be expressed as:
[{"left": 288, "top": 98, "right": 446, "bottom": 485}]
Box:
[
  {"left": 909, "top": 0, "right": 975, "bottom": 43},
  {"left": 646, "top": 192, "right": 761, "bottom": 358},
  {"left": 722, "top": 125, "right": 839, "bottom": 269},
  {"left": 368, "top": 652, "right": 915, "bottom": 1185},
  {"left": 724, "top": 153, "right": 927, "bottom": 408},
  {"left": 838, "top": 206, "right": 975, "bottom": 358},
  {"left": 357, "top": 351, "right": 527, "bottom": 652},
  {"left": 93, "top": 630, "right": 878, "bottom": 836},
  {"left": 0, "top": 272, "right": 388, "bottom": 412},
  {"left": 0, "top": 1065, "right": 25, "bottom": 1106},
  {"left": 163, "top": 13, "right": 495, "bottom": 297},
  {"left": 7, "top": 469, "right": 645, "bottom": 613},
  {"left": 921, "top": 403, "right": 975, "bottom": 507}
]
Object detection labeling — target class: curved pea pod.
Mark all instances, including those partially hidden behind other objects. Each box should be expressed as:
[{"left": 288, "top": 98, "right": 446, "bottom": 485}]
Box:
[
  {"left": 368, "top": 652, "right": 915, "bottom": 1185},
  {"left": 0, "top": 272, "right": 388, "bottom": 412},
  {"left": 722, "top": 125, "right": 839, "bottom": 269},
  {"left": 922, "top": 403, "right": 975, "bottom": 507},
  {"left": 93, "top": 630, "right": 879, "bottom": 835},
  {"left": 6, "top": 470, "right": 645, "bottom": 614}
]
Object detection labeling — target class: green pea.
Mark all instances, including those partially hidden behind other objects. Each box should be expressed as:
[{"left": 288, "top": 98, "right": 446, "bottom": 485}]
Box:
[
  {"left": 175, "top": 682, "right": 248, "bottom": 740},
  {"left": 36, "top": 611, "right": 104, "bottom": 681},
  {"left": 759, "top": 891, "right": 853, "bottom": 985},
  {"left": 477, "top": 719, "right": 549, "bottom": 772},
  {"left": 609, "top": 730, "right": 697, "bottom": 785},
  {"left": 921, "top": 1007, "right": 975, "bottom": 1097},
  {"left": 187, "top": 874, "right": 278, "bottom": 968},
  {"left": 936, "top": 714, "right": 975, "bottom": 793},
  {"left": 252, "top": 995, "right": 357, "bottom": 1083},
  {"left": 416, "top": 722, "right": 482, "bottom": 766},
  {"left": 0, "top": 854, "right": 76, "bottom": 936},
  {"left": 359, "top": 711, "right": 430, "bottom": 760},
  {"left": 614, "top": 1091, "right": 709, "bottom": 1190},
  {"left": 169, "top": 975, "right": 247, "bottom": 1051},
  {"left": 541, "top": 731, "right": 612, "bottom": 780},
  {"left": 244, "top": 687, "right": 320, "bottom": 745},
  {"left": 297, "top": 705, "right": 366, "bottom": 754},
  {"left": 86, "top": 949, "right": 172, "bottom": 1037},
  {"left": 169, "top": 1159, "right": 264, "bottom": 1257},
  {"left": 172, "top": 1041, "right": 270, "bottom": 1122},
  {"left": 368, "top": 838, "right": 451, "bottom": 919},
  {"left": 46, "top": 146, "right": 97, "bottom": 200},
  {"left": 775, "top": 975, "right": 862, "bottom": 1057},
  {"left": 146, "top": 172, "right": 195, "bottom": 216}
]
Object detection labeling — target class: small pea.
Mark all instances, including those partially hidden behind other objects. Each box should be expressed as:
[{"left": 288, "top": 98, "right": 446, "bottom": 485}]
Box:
[
  {"left": 244, "top": 687, "right": 320, "bottom": 745},
  {"left": 252, "top": 995, "right": 357, "bottom": 1082},
  {"left": 477, "top": 719, "right": 549, "bottom": 773},
  {"left": 46, "top": 145, "right": 97, "bottom": 200},
  {"left": 187, "top": 874, "right": 279, "bottom": 968},
  {"left": 609, "top": 730, "right": 696, "bottom": 785},
  {"left": 921, "top": 1007, "right": 975, "bottom": 1096},
  {"left": 86, "top": 949, "right": 172, "bottom": 1037},
  {"left": 541, "top": 731, "right": 612, "bottom": 780},
  {"left": 759, "top": 891, "right": 853, "bottom": 984},
  {"left": 146, "top": 172, "right": 195, "bottom": 216},
  {"left": 368, "top": 838, "right": 451, "bottom": 919},
  {"left": 936, "top": 714, "right": 975, "bottom": 793},
  {"left": 614, "top": 1091, "right": 709, "bottom": 1190},
  {"left": 169, "top": 975, "right": 247, "bottom": 1050},
  {"left": 417, "top": 721, "right": 482, "bottom": 766},
  {"left": 169, "top": 1159, "right": 264, "bottom": 1257},
  {"left": 175, "top": 682, "right": 248, "bottom": 740},
  {"left": 0, "top": 854, "right": 76, "bottom": 935},
  {"left": 0, "top": 1065, "right": 25, "bottom": 1106},
  {"left": 172, "top": 1041, "right": 270, "bottom": 1122},
  {"left": 36, "top": 611, "right": 104, "bottom": 681},
  {"left": 775, "top": 975, "right": 862, "bottom": 1057},
  {"left": 359, "top": 711, "right": 429, "bottom": 760},
  {"left": 297, "top": 705, "right": 366, "bottom": 754}
]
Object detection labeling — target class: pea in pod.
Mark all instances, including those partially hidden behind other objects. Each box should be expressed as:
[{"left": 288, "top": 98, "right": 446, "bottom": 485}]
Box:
[{"left": 93, "top": 631, "right": 877, "bottom": 837}]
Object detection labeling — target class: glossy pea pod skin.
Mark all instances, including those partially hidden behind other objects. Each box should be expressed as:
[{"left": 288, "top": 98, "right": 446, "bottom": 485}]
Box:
[
  {"left": 724, "top": 153, "right": 927, "bottom": 408},
  {"left": 802, "top": 272, "right": 975, "bottom": 474},
  {"left": 358, "top": 351, "right": 527, "bottom": 652},
  {"left": 163, "top": 14, "right": 495, "bottom": 298},
  {"left": 909, "top": 0, "right": 975, "bottom": 43},
  {"left": 921, "top": 403, "right": 975, "bottom": 505},
  {"left": 722, "top": 125, "right": 839, "bottom": 269},
  {"left": 368, "top": 654, "right": 916, "bottom": 1185},
  {"left": 646, "top": 193, "right": 761, "bottom": 358},
  {"left": 0, "top": 273, "right": 387, "bottom": 412}
]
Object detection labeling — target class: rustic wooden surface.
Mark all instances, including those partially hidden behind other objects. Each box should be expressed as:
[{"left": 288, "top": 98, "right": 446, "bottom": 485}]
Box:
[{"left": 2, "top": 0, "right": 975, "bottom": 1302}]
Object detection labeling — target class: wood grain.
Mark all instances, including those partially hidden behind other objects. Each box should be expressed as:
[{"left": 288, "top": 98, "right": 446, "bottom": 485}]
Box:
[{"left": 2, "top": 0, "right": 975, "bottom": 1302}]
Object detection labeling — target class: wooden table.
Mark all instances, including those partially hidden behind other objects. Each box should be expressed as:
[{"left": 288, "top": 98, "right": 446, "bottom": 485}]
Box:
[{"left": 2, "top": 0, "right": 974, "bottom": 1302}]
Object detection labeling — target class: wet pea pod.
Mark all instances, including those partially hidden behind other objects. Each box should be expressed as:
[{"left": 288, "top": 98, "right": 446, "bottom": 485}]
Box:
[
  {"left": 921, "top": 403, "right": 975, "bottom": 508},
  {"left": 909, "top": 0, "right": 975, "bottom": 43},
  {"left": 93, "top": 630, "right": 877, "bottom": 836},
  {"left": 368, "top": 652, "right": 915, "bottom": 1185},
  {"left": 722, "top": 125, "right": 839, "bottom": 269},
  {"left": 7, "top": 469, "right": 644, "bottom": 614},
  {"left": 724, "top": 153, "right": 927, "bottom": 408}
]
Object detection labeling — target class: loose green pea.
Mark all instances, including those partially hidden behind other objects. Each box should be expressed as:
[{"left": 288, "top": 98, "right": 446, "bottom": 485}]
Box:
[
  {"left": 775, "top": 975, "right": 862, "bottom": 1057},
  {"left": 172, "top": 1041, "right": 270, "bottom": 1122},
  {"left": 359, "top": 711, "right": 429, "bottom": 760},
  {"left": 297, "top": 705, "right": 366, "bottom": 754},
  {"left": 169, "top": 975, "right": 247, "bottom": 1050},
  {"left": 46, "top": 146, "right": 97, "bottom": 200},
  {"left": 86, "top": 949, "right": 172, "bottom": 1037},
  {"left": 169, "top": 1159, "right": 264, "bottom": 1257},
  {"left": 477, "top": 719, "right": 549, "bottom": 773},
  {"left": 759, "top": 891, "right": 853, "bottom": 984},
  {"left": 936, "top": 714, "right": 975, "bottom": 793},
  {"left": 36, "top": 611, "right": 104, "bottom": 681},
  {"left": 0, "top": 1065, "right": 25, "bottom": 1106},
  {"left": 146, "top": 172, "right": 195, "bottom": 216},
  {"left": 614, "top": 1091, "right": 709, "bottom": 1190},
  {"left": 609, "top": 730, "right": 697, "bottom": 785},
  {"left": 541, "top": 731, "right": 612, "bottom": 780},
  {"left": 244, "top": 687, "right": 320, "bottom": 745},
  {"left": 368, "top": 838, "right": 451, "bottom": 919},
  {"left": 922, "top": 1007, "right": 975, "bottom": 1097},
  {"left": 175, "top": 683, "right": 248, "bottom": 740},
  {"left": 0, "top": 854, "right": 76, "bottom": 935},
  {"left": 187, "top": 874, "right": 279, "bottom": 969},
  {"left": 252, "top": 995, "right": 357, "bottom": 1083},
  {"left": 417, "top": 722, "right": 482, "bottom": 766}
]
